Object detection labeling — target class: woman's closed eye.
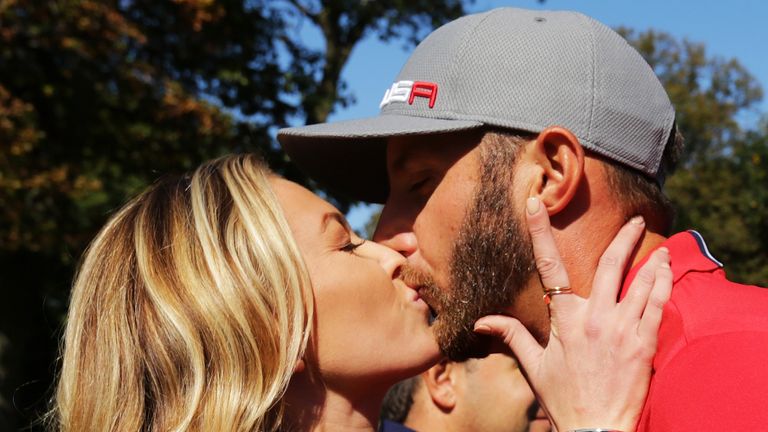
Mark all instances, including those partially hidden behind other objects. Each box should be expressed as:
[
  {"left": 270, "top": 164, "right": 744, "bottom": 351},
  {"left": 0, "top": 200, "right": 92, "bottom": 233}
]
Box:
[{"left": 340, "top": 239, "right": 365, "bottom": 253}]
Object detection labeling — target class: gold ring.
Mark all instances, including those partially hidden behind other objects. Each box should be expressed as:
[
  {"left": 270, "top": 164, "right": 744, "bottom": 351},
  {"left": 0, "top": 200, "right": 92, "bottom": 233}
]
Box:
[{"left": 543, "top": 286, "right": 573, "bottom": 305}]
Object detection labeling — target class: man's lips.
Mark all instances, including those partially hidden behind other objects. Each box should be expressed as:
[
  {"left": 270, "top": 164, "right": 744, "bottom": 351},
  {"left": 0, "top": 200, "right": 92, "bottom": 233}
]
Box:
[{"left": 414, "top": 287, "right": 439, "bottom": 324}]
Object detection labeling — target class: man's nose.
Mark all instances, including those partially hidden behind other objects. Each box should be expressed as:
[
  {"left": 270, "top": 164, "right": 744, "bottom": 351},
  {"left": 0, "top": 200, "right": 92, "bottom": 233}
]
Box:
[
  {"left": 373, "top": 208, "right": 418, "bottom": 256},
  {"left": 374, "top": 231, "right": 418, "bottom": 257}
]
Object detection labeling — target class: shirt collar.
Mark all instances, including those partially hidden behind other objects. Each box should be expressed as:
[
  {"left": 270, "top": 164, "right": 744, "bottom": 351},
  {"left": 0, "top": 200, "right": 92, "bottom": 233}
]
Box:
[{"left": 620, "top": 230, "right": 723, "bottom": 299}]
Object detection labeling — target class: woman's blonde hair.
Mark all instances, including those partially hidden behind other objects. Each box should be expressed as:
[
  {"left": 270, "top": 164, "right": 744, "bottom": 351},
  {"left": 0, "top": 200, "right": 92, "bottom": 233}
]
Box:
[{"left": 52, "top": 154, "right": 313, "bottom": 431}]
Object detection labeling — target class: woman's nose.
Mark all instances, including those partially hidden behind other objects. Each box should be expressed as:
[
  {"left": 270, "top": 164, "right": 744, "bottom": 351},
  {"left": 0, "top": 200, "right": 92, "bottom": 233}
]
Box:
[{"left": 357, "top": 240, "right": 407, "bottom": 278}]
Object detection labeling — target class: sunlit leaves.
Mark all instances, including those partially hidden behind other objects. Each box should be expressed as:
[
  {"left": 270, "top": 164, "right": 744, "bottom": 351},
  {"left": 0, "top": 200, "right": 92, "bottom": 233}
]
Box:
[{"left": 624, "top": 29, "right": 767, "bottom": 285}]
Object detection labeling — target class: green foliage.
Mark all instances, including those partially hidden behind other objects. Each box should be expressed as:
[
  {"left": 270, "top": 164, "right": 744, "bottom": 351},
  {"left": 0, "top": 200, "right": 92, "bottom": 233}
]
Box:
[
  {"left": 622, "top": 29, "right": 767, "bottom": 285},
  {"left": 0, "top": 0, "right": 278, "bottom": 262},
  {"left": 666, "top": 122, "right": 768, "bottom": 284},
  {"left": 0, "top": 1, "right": 470, "bottom": 429},
  {"left": 0, "top": 2, "right": 280, "bottom": 427}
]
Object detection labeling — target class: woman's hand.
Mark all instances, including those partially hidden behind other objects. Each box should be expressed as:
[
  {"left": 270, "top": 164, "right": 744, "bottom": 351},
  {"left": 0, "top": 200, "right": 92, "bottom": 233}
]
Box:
[{"left": 473, "top": 197, "right": 673, "bottom": 432}]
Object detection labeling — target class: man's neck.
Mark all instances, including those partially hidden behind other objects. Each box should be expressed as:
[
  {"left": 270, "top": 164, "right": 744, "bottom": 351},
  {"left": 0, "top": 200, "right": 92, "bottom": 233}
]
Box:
[
  {"left": 515, "top": 226, "right": 669, "bottom": 344},
  {"left": 631, "top": 229, "right": 668, "bottom": 269},
  {"left": 560, "top": 222, "right": 668, "bottom": 299}
]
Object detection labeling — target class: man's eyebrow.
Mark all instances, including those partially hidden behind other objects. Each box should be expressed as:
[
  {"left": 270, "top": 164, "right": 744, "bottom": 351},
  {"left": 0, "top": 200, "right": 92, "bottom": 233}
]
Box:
[{"left": 320, "top": 212, "right": 350, "bottom": 233}]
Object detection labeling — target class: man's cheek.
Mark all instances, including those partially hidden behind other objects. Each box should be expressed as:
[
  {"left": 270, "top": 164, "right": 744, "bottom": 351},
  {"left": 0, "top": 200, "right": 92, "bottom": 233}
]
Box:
[
  {"left": 420, "top": 196, "right": 463, "bottom": 247},
  {"left": 414, "top": 227, "right": 453, "bottom": 290}
]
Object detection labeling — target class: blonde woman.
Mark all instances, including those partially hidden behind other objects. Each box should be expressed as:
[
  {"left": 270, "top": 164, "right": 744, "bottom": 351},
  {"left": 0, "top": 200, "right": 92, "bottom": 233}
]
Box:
[{"left": 52, "top": 154, "right": 671, "bottom": 432}]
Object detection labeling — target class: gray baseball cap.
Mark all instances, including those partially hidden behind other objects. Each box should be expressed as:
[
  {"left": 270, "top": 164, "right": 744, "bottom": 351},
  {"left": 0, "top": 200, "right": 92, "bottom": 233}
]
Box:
[{"left": 278, "top": 7, "right": 675, "bottom": 203}]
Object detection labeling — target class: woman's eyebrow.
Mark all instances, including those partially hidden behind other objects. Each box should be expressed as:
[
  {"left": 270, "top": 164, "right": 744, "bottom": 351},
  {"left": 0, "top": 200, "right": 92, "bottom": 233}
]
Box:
[{"left": 320, "top": 212, "right": 350, "bottom": 233}]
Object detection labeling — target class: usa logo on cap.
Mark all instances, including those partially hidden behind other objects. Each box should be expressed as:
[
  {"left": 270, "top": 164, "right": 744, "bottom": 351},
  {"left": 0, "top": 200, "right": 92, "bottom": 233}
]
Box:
[{"left": 380, "top": 80, "right": 438, "bottom": 109}]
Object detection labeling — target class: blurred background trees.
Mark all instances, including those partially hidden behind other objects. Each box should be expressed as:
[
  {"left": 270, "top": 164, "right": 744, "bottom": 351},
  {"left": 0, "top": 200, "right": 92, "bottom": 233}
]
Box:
[
  {"left": 0, "top": 1, "right": 765, "bottom": 430},
  {"left": 621, "top": 28, "right": 767, "bottom": 283},
  {"left": 0, "top": 0, "right": 466, "bottom": 429}
]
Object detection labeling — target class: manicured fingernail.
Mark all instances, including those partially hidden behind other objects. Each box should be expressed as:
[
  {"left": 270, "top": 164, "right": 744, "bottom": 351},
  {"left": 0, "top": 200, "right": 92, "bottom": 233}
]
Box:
[
  {"left": 526, "top": 197, "right": 540, "bottom": 215},
  {"left": 473, "top": 323, "right": 492, "bottom": 334},
  {"left": 630, "top": 215, "right": 645, "bottom": 225}
]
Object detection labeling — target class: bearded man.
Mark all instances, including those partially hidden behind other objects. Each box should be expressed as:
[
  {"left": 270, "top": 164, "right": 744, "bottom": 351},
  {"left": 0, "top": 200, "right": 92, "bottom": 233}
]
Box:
[{"left": 279, "top": 7, "right": 768, "bottom": 431}]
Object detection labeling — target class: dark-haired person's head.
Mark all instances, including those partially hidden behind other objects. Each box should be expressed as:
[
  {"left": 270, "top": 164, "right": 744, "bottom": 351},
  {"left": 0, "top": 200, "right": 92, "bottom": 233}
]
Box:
[{"left": 381, "top": 354, "right": 551, "bottom": 432}]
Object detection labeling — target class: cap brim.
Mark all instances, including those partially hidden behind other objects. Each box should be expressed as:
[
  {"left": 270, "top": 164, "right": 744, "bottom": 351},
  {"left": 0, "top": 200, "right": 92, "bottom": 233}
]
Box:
[{"left": 279, "top": 114, "right": 482, "bottom": 203}]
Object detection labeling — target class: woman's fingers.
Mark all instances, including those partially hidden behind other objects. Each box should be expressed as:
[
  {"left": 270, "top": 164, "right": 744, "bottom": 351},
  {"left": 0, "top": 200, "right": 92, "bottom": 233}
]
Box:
[
  {"left": 638, "top": 257, "right": 673, "bottom": 343},
  {"left": 474, "top": 315, "right": 543, "bottom": 372},
  {"left": 526, "top": 197, "right": 576, "bottom": 312},
  {"left": 588, "top": 216, "right": 646, "bottom": 310},
  {"left": 619, "top": 247, "right": 670, "bottom": 321}
]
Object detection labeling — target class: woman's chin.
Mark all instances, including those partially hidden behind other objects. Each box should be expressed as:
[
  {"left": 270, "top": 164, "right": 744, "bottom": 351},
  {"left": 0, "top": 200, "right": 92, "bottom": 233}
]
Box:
[{"left": 385, "top": 339, "right": 442, "bottom": 380}]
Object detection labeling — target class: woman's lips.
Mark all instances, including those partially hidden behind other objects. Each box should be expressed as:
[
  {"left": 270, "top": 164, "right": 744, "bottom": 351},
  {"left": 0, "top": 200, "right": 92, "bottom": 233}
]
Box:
[
  {"left": 398, "top": 280, "right": 427, "bottom": 304},
  {"left": 415, "top": 289, "right": 439, "bottom": 321},
  {"left": 398, "top": 280, "right": 434, "bottom": 322}
]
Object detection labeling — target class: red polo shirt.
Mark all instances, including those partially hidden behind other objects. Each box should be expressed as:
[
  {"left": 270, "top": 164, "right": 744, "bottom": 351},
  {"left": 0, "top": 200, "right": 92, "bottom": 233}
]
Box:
[{"left": 620, "top": 231, "right": 768, "bottom": 431}]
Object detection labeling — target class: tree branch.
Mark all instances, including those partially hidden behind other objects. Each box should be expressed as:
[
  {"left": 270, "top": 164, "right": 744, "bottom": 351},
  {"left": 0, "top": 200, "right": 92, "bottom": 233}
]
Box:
[{"left": 286, "top": 0, "right": 320, "bottom": 26}]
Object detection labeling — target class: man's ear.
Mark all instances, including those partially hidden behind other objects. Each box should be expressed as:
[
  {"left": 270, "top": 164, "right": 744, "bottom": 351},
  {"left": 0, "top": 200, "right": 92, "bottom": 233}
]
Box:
[
  {"left": 422, "top": 359, "right": 458, "bottom": 411},
  {"left": 528, "top": 126, "right": 585, "bottom": 216}
]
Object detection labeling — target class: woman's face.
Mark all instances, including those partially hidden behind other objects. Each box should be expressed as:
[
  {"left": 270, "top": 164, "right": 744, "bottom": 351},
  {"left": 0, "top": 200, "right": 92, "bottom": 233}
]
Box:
[{"left": 271, "top": 179, "right": 440, "bottom": 390}]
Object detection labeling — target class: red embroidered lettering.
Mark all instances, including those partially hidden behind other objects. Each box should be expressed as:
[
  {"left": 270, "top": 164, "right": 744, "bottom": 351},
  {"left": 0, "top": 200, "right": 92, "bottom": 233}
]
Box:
[{"left": 408, "top": 81, "right": 438, "bottom": 108}]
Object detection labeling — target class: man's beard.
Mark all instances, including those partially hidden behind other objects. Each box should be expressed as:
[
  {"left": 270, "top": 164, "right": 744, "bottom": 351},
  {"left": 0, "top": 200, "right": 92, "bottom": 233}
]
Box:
[{"left": 409, "top": 139, "right": 537, "bottom": 360}]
